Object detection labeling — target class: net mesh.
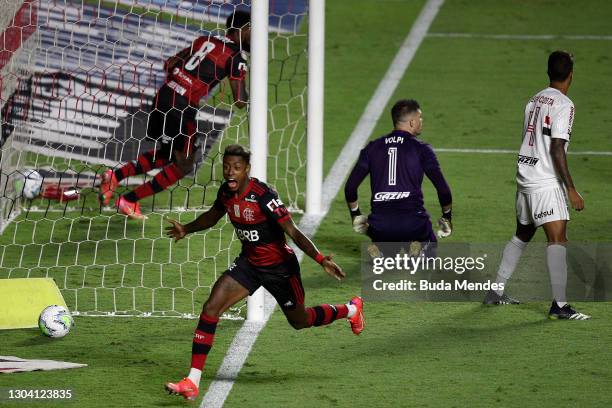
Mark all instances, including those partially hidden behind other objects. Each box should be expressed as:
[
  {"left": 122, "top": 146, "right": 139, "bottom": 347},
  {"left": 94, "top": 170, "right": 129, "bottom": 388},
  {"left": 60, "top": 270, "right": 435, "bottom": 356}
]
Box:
[{"left": 0, "top": 0, "right": 308, "bottom": 319}]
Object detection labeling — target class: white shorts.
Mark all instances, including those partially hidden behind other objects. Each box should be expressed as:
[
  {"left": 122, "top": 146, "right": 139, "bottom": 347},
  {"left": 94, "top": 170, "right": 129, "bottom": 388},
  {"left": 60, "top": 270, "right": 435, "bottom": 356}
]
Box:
[{"left": 516, "top": 186, "right": 570, "bottom": 227}]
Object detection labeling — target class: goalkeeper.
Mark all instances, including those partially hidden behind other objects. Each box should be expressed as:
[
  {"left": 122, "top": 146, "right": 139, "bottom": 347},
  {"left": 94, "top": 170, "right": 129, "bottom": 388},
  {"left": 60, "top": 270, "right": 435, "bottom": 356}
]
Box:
[
  {"left": 98, "top": 10, "right": 251, "bottom": 219},
  {"left": 344, "top": 99, "right": 453, "bottom": 246}
]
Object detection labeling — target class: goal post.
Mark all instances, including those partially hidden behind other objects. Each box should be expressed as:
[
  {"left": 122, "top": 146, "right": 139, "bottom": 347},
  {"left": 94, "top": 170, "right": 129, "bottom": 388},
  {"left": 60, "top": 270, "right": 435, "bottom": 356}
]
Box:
[
  {"left": 247, "top": 0, "right": 326, "bottom": 321},
  {"left": 246, "top": 0, "right": 269, "bottom": 322},
  {"left": 306, "top": 0, "right": 325, "bottom": 216},
  {"left": 0, "top": 0, "right": 37, "bottom": 234}
]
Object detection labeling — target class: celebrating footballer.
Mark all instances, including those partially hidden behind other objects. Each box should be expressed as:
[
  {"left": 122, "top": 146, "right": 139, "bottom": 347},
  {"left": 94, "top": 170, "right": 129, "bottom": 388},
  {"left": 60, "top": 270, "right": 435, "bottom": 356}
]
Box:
[{"left": 163, "top": 144, "right": 365, "bottom": 400}]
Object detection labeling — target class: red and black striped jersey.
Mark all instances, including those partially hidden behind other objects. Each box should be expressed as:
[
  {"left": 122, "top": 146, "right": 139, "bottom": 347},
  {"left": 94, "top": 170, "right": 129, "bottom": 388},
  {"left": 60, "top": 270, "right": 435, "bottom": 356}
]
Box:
[
  {"left": 213, "top": 178, "right": 294, "bottom": 267},
  {"left": 165, "top": 35, "right": 247, "bottom": 105}
]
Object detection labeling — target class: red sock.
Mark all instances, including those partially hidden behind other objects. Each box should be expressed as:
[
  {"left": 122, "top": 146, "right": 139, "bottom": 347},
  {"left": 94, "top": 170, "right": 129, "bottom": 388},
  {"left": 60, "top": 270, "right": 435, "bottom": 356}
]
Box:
[
  {"left": 114, "top": 150, "right": 169, "bottom": 182},
  {"left": 305, "top": 304, "right": 349, "bottom": 327},
  {"left": 191, "top": 313, "right": 218, "bottom": 371},
  {"left": 123, "top": 162, "right": 184, "bottom": 202}
]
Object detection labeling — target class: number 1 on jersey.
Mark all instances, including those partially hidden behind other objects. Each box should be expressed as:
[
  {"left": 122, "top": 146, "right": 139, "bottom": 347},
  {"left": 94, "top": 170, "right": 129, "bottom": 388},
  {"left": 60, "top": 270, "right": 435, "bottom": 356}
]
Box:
[{"left": 388, "top": 147, "right": 397, "bottom": 186}]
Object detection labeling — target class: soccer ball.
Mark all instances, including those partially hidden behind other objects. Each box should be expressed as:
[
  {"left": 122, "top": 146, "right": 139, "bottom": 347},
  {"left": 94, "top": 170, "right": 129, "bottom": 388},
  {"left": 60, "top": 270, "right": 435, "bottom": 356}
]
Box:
[
  {"left": 21, "top": 169, "right": 43, "bottom": 199},
  {"left": 38, "top": 305, "right": 74, "bottom": 338}
]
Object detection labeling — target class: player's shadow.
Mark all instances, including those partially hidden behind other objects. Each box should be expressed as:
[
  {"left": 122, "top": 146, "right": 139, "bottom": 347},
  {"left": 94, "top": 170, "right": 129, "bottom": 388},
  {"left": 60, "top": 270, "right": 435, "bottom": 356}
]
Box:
[
  {"left": 367, "top": 303, "right": 552, "bottom": 358},
  {"left": 212, "top": 370, "right": 322, "bottom": 384},
  {"left": 150, "top": 371, "right": 327, "bottom": 406},
  {"left": 300, "top": 269, "right": 362, "bottom": 290},
  {"left": 154, "top": 400, "right": 198, "bottom": 407}
]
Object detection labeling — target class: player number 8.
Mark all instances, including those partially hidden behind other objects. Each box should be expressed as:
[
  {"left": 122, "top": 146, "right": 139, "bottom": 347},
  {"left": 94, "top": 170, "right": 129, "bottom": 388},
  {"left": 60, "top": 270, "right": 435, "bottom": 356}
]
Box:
[{"left": 185, "top": 41, "right": 216, "bottom": 70}]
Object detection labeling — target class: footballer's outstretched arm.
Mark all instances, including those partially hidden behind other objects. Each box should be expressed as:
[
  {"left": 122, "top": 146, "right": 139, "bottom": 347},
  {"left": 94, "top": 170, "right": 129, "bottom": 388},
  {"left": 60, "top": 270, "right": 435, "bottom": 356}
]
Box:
[
  {"left": 427, "top": 167, "right": 453, "bottom": 238},
  {"left": 230, "top": 78, "right": 248, "bottom": 109},
  {"left": 279, "top": 218, "right": 346, "bottom": 281},
  {"left": 166, "top": 206, "right": 226, "bottom": 242},
  {"left": 550, "top": 138, "right": 584, "bottom": 211},
  {"left": 344, "top": 149, "right": 370, "bottom": 234},
  {"left": 344, "top": 150, "right": 370, "bottom": 219},
  {"left": 424, "top": 161, "right": 452, "bottom": 212},
  {"left": 423, "top": 147, "right": 453, "bottom": 237}
]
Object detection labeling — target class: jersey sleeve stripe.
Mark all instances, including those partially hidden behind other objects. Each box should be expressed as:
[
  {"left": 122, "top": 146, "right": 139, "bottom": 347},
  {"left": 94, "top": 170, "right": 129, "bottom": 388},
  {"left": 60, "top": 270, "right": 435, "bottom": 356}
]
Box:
[{"left": 276, "top": 214, "right": 291, "bottom": 223}]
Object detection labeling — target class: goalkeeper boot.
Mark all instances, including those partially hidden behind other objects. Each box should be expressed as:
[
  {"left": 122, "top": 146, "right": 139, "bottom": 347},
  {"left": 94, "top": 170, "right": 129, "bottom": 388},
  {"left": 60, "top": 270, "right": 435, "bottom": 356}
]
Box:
[
  {"left": 348, "top": 296, "right": 365, "bottom": 335},
  {"left": 116, "top": 196, "right": 147, "bottom": 220},
  {"left": 483, "top": 289, "right": 520, "bottom": 305},
  {"left": 548, "top": 301, "right": 591, "bottom": 320},
  {"left": 98, "top": 169, "right": 118, "bottom": 206},
  {"left": 165, "top": 377, "right": 198, "bottom": 400},
  {"left": 366, "top": 243, "right": 383, "bottom": 260}
]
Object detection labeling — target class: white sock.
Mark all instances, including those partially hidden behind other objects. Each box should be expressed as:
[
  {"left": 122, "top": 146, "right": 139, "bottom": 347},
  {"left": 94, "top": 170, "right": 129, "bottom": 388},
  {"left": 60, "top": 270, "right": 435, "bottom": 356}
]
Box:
[
  {"left": 494, "top": 236, "right": 527, "bottom": 295},
  {"left": 547, "top": 244, "right": 568, "bottom": 304},
  {"left": 187, "top": 368, "right": 202, "bottom": 387},
  {"left": 346, "top": 304, "right": 357, "bottom": 318}
]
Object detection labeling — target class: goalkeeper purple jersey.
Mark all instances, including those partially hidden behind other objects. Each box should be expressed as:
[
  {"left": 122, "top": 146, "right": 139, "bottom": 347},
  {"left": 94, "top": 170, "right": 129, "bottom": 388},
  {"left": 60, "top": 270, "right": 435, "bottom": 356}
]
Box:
[{"left": 344, "top": 130, "right": 451, "bottom": 214}]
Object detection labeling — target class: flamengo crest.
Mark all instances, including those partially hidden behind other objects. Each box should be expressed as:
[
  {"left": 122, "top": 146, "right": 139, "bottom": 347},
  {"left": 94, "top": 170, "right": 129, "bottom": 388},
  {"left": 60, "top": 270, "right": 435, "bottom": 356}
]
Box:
[{"left": 243, "top": 207, "right": 255, "bottom": 221}]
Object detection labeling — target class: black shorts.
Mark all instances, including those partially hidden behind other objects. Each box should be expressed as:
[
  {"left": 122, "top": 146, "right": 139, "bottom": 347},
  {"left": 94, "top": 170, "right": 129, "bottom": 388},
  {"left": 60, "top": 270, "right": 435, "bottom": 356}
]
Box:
[
  {"left": 224, "top": 255, "right": 304, "bottom": 311},
  {"left": 147, "top": 85, "right": 199, "bottom": 162}
]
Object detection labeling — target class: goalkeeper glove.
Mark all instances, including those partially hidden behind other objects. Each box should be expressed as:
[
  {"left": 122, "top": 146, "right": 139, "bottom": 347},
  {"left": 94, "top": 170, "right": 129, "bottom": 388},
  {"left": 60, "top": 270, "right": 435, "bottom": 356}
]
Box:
[
  {"left": 436, "top": 209, "right": 452, "bottom": 239},
  {"left": 349, "top": 205, "right": 368, "bottom": 234},
  {"left": 353, "top": 215, "right": 369, "bottom": 234}
]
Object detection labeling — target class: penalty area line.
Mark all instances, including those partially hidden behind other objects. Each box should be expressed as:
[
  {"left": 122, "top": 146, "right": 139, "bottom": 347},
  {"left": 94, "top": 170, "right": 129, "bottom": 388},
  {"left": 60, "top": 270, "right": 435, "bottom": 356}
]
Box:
[
  {"left": 200, "top": 0, "right": 446, "bottom": 407},
  {"left": 427, "top": 32, "right": 612, "bottom": 41}
]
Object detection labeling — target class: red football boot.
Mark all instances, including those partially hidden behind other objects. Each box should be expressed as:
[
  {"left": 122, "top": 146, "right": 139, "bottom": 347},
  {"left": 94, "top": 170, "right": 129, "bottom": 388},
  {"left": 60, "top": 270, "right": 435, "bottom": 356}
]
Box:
[
  {"left": 164, "top": 377, "right": 198, "bottom": 400},
  {"left": 348, "top": 296, "right": 365, "bottom": 335},
  {"left": 116, "top": 196, "right": 147, "bottom": 220},
  {"left": 98, "top": 169, "right": 118, "bottom": 206}
]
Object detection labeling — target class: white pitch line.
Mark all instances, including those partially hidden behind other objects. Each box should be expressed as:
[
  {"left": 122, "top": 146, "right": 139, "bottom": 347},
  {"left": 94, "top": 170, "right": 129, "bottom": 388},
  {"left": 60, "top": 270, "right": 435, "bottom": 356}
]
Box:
[
  {"left": 428, "top": 32, "right": 612, "bottom": 41},
  {"left": 200, "top": 1, "right": 446, "bottom": 407},
  {"left": 435, "top": 147, "right": 612, "bottom": 156}
]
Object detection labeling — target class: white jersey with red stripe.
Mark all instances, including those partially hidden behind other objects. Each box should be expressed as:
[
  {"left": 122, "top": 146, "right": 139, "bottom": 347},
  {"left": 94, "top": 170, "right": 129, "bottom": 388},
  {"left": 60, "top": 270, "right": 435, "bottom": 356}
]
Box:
[{"left": 516, "top": 87, "right": 575, "bottom": 193}]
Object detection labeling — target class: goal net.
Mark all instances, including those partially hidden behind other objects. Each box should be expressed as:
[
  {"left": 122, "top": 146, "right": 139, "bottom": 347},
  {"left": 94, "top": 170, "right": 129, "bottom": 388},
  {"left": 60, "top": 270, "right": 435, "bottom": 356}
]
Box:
[{"left": 0, "top": 0, "right": 308, "bottom": 319}]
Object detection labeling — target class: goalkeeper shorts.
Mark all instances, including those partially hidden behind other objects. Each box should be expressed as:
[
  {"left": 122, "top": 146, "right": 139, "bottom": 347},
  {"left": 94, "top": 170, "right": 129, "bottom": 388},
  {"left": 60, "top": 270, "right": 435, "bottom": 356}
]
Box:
[
  {"left": 367, "top": 211, "right": 436, "bottom": 243},
  {"left": 516, "top": 186, "right": 570, "bottom": 227}
]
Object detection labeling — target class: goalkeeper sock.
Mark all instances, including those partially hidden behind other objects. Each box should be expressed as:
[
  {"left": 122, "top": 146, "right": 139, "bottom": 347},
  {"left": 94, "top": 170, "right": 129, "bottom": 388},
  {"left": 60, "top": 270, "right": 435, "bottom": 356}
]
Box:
[
  {"left": 123, "top": 162, "right": 184, "bottom": 203},
  {"left": 547, "top": 244, "right": 568, "bottom": 305},
  {"left": 190, "top": 313, "right": 218, "bottom": 383},
  {"left": 305, "top": 304, "right": 349, "bottom": 327},
  {"left": 114, "top": 150, "right": 169, "bottom": 182},
  {"left": 494, "top": 236, "right": 527, "bottom": 295}
]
